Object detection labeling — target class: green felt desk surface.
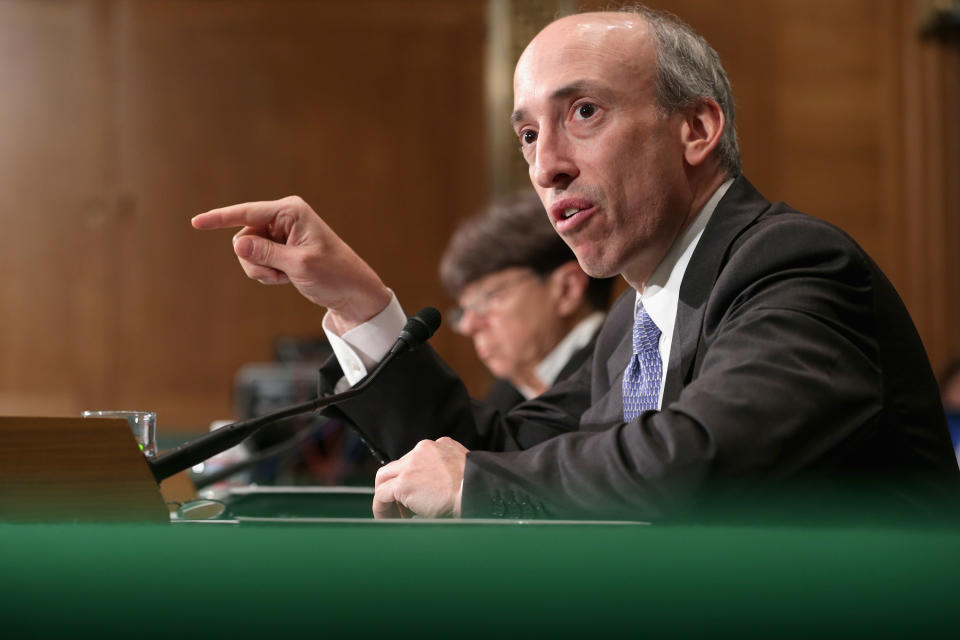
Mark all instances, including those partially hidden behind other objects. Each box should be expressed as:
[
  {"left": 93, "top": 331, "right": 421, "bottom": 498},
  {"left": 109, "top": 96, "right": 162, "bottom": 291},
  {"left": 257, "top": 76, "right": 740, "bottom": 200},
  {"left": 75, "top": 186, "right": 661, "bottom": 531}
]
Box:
[{"left": 1, "top": 517, "right": 958, "bottom": 638}]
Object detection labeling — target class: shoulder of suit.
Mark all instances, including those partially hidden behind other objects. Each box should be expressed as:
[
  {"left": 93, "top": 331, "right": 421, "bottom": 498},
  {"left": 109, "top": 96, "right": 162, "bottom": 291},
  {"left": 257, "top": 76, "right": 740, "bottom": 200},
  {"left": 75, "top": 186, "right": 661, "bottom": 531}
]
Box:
[{"left": 731, "top": 204, "right": 871, "bottom": 267}]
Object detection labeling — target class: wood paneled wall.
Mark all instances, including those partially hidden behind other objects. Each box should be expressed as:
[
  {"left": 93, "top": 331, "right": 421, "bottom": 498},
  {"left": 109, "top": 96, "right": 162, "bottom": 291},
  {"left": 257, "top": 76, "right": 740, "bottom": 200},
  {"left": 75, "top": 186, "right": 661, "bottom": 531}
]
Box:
[
  {"left": 1, "top": 0, "right": 956, "bottom": 431},
  {"left": 0, "top": 0, "right": 487, "bottom": 427}
]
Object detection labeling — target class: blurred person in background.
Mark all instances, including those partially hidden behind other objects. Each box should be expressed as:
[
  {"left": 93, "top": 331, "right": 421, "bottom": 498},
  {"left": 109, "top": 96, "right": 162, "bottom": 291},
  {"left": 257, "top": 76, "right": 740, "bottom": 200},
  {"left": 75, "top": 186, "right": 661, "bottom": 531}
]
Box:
[{"left": 439, "top": 191, "right": 614, "bottom": 413}]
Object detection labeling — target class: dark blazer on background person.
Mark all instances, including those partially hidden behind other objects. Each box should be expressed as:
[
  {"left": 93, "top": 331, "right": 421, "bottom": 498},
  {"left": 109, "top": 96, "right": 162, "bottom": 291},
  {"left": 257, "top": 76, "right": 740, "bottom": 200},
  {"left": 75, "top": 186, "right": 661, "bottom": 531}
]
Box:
[
  {"left": 319, "top": 176, "right": 959, "bottom": 521},
  {"left": 484, "top": 332, "right": 601, "bottom": 414}
]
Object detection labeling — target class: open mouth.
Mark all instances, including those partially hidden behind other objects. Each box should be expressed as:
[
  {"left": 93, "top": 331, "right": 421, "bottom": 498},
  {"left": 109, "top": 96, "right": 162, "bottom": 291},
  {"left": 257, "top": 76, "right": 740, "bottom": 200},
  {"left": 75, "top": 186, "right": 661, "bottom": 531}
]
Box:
[{"left": 551, "top": 198, "right": 595, "bottom": 227}]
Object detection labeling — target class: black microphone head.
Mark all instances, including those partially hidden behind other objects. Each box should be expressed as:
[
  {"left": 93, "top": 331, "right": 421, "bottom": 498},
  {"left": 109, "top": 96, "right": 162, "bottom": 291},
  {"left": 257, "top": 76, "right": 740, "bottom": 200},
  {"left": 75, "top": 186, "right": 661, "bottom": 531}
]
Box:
[{"left": 403, "top": 306, "right": 442, "bottom": 344}]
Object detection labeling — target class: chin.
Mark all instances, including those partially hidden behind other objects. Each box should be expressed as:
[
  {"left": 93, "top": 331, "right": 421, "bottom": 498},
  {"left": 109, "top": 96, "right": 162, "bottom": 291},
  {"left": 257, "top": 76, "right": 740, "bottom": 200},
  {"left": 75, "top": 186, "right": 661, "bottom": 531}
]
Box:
[
  {"left": 489, "top": 367, "right": 513, "bottom": 381},
  {"left": 575, "top": 253, "right": 618, "bottom": 279},
  {"left": 481, "top": 358, "right": 508, "bottom": 380}
]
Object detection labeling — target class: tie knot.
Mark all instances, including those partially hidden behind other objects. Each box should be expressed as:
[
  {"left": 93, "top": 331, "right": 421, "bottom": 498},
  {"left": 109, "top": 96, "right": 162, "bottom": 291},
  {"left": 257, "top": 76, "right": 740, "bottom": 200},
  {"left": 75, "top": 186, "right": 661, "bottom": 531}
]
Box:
[{"left": 632, "top": 302, "right": 661, "bottom": 356}]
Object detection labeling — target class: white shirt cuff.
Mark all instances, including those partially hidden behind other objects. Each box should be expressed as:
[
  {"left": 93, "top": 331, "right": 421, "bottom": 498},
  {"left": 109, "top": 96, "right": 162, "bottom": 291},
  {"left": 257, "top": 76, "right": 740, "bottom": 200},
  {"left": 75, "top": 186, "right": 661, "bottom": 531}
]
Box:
[{"left": 322, "top": 292, "right": 407, "bottom": 387}]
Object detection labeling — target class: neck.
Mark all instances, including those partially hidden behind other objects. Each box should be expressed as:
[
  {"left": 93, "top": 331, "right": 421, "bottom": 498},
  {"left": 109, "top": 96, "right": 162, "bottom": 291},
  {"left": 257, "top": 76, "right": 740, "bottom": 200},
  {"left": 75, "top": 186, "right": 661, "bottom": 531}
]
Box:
[
  {"left": 508, "top": 305, "right": 594, "bottom": 395},
  {"left": 557, "top": 304, "right": 593, "bottom": 338},
  {"left": 688, "top": 169, "right": 728, "bottom": 222},
  {"left": 511, "top": 370, "right": 548, "bottom": 397},
  {"left": 623, "top": 169, "right": 727, "bottom": 292}
]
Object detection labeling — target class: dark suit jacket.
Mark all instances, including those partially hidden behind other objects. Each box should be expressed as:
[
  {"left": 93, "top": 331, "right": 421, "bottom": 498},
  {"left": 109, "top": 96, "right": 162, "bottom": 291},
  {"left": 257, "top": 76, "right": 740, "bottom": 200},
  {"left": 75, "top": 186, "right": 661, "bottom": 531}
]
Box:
[
  {"left": 320, "top": 177, "right": 958, "bottom": 521},
  {"left": 484, "top": 329, "right": 600, "bottom": 414}
]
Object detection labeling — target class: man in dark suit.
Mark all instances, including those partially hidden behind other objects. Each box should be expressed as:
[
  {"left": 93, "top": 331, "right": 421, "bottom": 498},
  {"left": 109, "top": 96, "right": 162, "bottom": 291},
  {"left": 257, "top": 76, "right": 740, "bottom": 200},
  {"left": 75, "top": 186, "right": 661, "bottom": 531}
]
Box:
[
  {"left": 192, "top": 6, "right": 958, "bottom": 521},
  {"left": 439, "top": 191, "right": 613, "bottom": 413}
]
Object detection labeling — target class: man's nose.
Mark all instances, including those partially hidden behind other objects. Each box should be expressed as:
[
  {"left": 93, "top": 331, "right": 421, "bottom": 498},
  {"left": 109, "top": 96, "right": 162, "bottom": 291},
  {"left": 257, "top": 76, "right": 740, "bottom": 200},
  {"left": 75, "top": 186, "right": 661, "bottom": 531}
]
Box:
[
  {"left": 457, "top": 308, "right": 482, "bottom": 336},
  {"left": 532, "top": 129, "right": 578, "bottom": 189}
]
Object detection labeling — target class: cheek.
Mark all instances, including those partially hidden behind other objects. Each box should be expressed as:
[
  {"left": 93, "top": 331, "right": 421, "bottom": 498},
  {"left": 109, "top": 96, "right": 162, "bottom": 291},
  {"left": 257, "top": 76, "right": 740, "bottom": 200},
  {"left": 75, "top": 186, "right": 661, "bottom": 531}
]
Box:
[
  {"left": 489, "top": 316, "right": 535, "bottom": 352},
  {"left": 532, "top": 185, "right": 552, "bottom": 218},
  {"left": 488, "top": 307, "right": 552, "bottom": 364}
]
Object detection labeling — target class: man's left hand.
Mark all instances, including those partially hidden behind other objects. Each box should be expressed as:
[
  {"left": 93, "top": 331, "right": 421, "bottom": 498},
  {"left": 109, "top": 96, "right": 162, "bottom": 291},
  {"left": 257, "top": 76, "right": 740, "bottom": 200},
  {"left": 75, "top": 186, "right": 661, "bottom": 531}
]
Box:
[{"left": 373, "top": 437, "right": 468, "bottom": 519}]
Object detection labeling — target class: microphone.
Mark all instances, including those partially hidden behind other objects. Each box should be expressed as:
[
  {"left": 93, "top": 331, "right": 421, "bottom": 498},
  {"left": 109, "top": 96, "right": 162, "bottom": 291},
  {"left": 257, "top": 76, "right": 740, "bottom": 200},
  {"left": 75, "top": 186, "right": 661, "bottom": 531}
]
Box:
[
  {"left": 148, "top": 307, "right": 441, "bottom": 483},
  {"left": 390, "top": 306, "right": 440, "bottom": 354}
]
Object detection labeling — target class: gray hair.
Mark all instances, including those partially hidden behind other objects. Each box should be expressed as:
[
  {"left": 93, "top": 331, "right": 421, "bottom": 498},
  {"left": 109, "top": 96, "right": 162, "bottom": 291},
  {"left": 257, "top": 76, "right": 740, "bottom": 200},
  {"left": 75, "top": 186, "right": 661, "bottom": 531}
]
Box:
[{"left": 620, "top": 4, "right": 742, "bottom": 177}]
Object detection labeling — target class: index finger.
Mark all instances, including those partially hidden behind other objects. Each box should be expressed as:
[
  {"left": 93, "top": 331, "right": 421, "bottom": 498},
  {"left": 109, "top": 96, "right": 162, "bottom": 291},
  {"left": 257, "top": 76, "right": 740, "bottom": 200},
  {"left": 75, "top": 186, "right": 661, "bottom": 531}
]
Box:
[
  {"left": 374, "top": 459, "right": 402, "bottom": 489},
  {"left": 191, "top": 200, "right": 287, "bottom": 230}
]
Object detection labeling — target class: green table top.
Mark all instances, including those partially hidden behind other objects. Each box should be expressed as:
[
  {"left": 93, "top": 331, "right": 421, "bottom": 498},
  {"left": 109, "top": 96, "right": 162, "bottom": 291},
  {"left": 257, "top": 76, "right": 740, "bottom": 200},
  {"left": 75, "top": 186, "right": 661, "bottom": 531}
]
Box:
[{"left": 2, "top": 516, "right": 958, "bottom": 638}]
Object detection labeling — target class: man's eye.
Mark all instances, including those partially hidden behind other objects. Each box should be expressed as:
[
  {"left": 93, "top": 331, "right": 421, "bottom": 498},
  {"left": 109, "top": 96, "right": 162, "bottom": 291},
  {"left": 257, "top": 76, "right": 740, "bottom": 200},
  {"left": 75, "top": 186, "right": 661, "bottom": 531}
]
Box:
[
  {"left": 521, "top": 130, "right": 538, "bottom": 145},
  {"left": 575, "top": 103, "right": 597, "bottom": 119}
]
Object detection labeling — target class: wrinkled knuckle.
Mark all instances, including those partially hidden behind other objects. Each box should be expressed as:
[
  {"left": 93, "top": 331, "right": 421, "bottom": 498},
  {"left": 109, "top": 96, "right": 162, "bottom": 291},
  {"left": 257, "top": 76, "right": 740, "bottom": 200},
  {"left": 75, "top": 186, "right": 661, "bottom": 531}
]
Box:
[
  {"left": 238, "top": 260, "right": 260, "bottom": 280},
  {"left": 392, "top": 482, "right": 409, "bottom": 504},
  {"left": 283, "top": 194, "right": 306, "bottom": 208},
  {"left": 289, "top": 249, "right": 312, "bottom": 274},
  {"left": 241, "top": 238, "right": 265, "bottom": 261}
]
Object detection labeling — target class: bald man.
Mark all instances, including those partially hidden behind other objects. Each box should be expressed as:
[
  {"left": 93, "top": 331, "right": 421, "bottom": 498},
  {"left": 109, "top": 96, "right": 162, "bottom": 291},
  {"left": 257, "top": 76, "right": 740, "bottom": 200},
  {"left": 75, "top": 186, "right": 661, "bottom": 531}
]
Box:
[{"left": 193, "top": 6, "right": 957, "bottom": 521}]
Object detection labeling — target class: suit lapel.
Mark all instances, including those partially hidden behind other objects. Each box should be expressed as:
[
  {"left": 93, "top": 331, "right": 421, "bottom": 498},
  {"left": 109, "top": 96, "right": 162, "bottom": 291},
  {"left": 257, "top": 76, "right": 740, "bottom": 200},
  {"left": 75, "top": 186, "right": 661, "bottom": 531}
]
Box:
[
  {"left": 579, "top": 291, "right": 635, "bottom": 429},
  {"left": 661, "top": 176, "right": 772, "bottom": 405},
  {"left": 605, "top": 295, "right": 635, "bottom": 385}
]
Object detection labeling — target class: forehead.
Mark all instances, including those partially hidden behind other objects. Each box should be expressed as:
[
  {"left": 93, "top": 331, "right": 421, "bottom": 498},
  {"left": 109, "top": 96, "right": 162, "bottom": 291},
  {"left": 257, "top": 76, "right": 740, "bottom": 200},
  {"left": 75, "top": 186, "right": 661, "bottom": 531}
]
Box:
[{"left": 513, "top": 15, "right": 655, "bottom": 113}]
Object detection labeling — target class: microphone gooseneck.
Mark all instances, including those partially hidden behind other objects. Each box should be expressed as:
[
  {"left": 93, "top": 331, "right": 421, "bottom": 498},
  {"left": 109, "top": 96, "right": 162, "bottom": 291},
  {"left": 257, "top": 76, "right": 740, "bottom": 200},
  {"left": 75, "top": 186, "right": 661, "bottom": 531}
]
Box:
[{"left": 148, "top": 307, "right": 441, "bottom": 483}]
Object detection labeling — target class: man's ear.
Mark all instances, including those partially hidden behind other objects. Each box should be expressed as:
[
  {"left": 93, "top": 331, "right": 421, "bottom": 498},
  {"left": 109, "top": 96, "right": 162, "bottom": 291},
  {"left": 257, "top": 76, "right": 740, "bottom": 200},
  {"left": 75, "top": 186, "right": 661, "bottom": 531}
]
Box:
[
  {"left": 549, "top": 261, "right": 590, "bottom": 317},
  {"left": 680, "top": 98, "right": 724, "bottom": 167}
]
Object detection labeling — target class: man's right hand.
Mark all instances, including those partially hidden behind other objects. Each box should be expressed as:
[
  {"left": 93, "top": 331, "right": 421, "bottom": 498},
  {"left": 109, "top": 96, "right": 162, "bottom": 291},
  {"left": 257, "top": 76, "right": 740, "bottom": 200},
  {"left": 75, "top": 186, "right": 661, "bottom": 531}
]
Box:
[{"left": 191, "top": 195, "right": 392, "bottom": 334}]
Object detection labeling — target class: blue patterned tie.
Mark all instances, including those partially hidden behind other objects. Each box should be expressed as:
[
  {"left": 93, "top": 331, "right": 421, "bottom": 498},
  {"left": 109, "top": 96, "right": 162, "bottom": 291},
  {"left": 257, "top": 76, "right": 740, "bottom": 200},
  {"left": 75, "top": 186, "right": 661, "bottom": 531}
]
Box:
[{"left": 622, "top": 301, "right": 662, "bottom": 421}]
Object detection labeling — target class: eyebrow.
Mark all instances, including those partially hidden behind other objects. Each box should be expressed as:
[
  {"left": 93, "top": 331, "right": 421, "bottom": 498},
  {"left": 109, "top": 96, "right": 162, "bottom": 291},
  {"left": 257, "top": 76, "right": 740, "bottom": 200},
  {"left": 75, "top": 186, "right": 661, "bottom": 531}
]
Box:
[{"left": 510, "top": 81, "right": 598, "bottom": 127}]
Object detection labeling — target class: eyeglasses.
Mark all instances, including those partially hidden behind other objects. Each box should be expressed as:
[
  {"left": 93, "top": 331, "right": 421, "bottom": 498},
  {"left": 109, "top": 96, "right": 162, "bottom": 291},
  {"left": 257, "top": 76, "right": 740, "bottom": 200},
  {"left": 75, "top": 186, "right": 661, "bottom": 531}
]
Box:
[{"left": 447, "top": 271, "right": 540, "bottom": 331}]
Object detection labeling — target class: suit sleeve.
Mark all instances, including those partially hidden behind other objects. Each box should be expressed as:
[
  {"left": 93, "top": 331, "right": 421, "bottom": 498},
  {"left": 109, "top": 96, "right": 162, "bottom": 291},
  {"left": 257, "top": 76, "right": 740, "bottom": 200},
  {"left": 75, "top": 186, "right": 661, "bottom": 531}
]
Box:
[{"left": 318, "top": 334, "right": 594, "bottom": 462}]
